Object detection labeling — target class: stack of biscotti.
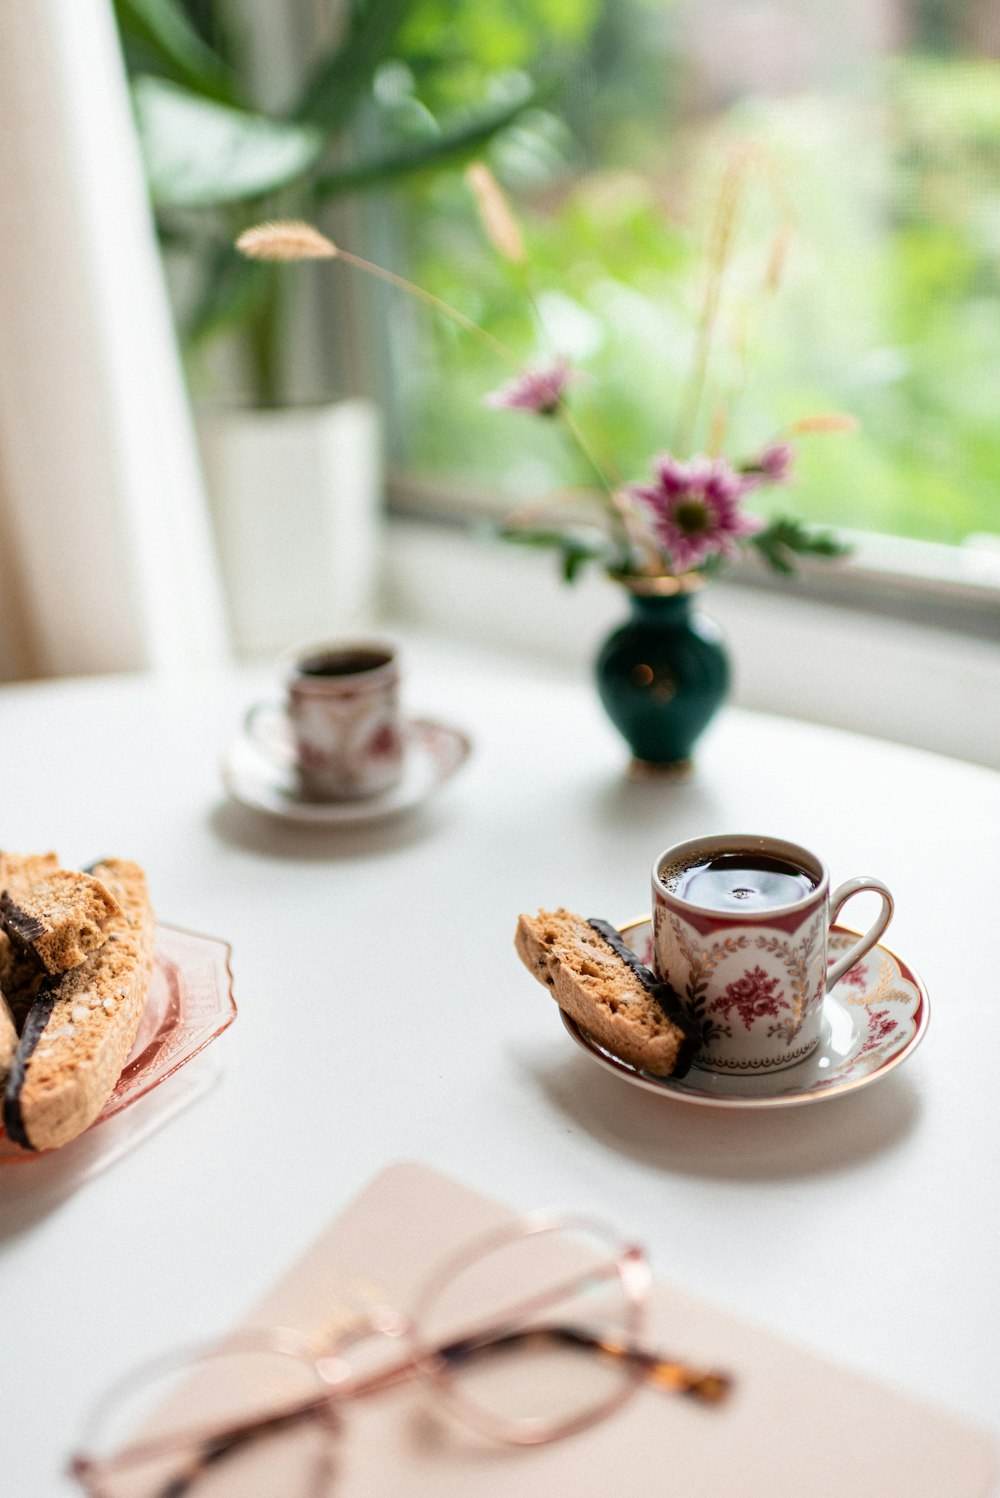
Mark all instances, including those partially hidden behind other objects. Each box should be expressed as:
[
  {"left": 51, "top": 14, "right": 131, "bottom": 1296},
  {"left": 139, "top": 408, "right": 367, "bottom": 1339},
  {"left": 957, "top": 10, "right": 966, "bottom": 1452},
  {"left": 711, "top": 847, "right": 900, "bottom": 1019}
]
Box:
[
  {"left": 0, "top": 938, "right": 44, "bottom": 1079},
  {"left": 0, "top": 867, "right": 122, "bottom": 973},
  {"left": 0, "top": 854, "right": 155, "bottom": 1151},
  {"left": 0, "top": 958, "right": 17, "bottom": 1086},
  {"left": 515, "top": 907, "right": 699, "bottom": 1078},
  {"left": 0, "top": 853, "right": 60, "bottom": 1072}
]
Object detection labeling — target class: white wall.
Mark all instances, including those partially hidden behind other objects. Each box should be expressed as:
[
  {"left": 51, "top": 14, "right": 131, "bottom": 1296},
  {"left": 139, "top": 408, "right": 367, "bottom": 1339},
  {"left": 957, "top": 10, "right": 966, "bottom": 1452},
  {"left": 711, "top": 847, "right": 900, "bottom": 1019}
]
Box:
[{"left": 385, "top": 519, "right": 1000, "bottom": 770}]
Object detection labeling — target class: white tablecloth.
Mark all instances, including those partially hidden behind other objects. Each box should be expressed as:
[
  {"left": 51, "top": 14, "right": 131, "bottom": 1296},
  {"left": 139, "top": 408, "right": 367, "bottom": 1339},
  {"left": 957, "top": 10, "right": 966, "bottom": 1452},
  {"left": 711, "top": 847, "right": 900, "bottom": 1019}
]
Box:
[{"left": 0, "top": 636, "right": 997, "bottom": 1494}]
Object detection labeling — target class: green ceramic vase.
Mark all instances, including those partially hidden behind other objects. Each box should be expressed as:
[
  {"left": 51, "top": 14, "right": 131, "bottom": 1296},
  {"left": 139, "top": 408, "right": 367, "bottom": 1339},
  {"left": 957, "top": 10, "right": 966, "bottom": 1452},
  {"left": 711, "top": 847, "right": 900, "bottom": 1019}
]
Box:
[{"left": 594, "top": 581, "right": 729, "bottom": 768}]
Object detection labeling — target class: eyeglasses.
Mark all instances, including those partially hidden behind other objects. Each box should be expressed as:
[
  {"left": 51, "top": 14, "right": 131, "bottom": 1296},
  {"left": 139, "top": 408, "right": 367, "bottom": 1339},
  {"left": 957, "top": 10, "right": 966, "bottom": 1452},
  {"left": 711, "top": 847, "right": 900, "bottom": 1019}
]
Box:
[{"left": 70, "top": 1214, "right": 732, "bottom": 1497}]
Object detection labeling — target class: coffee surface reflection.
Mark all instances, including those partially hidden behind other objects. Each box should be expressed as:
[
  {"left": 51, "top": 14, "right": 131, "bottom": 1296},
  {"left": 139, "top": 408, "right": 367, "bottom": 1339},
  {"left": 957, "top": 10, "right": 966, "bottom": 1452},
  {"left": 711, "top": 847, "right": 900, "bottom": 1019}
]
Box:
[{"left": 662, "top": 852, "right": 818, "bottom": 913}]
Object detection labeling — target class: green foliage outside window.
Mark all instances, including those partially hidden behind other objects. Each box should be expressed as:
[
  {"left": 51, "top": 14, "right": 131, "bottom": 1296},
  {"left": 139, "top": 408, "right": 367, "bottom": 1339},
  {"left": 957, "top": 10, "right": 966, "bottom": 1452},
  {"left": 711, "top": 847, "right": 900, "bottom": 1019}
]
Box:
[{"left": 393, "top": 7, "right": 1000, "bottom": 546}]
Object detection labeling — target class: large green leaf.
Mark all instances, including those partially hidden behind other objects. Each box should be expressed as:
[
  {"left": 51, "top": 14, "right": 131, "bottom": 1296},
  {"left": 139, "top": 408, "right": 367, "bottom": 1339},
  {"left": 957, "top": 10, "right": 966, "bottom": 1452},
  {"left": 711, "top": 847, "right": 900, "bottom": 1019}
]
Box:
[
  {"left": 312, "top": 78, "right": 537, "bottom": 199},
  {"left": 133, "top": 77, "right": 323, "bottom": 209},
  {"left": 293, "top": 0, "right": 412, "bottom": 131},
  {"left": 184, "top": 244, "right": 273, "bottom": 349},
  {"left": 113, "top": 0, "right": 238, "bottom": 105}
]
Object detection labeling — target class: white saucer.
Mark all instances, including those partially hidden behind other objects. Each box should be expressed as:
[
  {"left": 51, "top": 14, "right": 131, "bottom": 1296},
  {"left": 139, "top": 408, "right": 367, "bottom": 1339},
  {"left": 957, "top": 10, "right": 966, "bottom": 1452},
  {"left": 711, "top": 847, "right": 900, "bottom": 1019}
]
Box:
[
  {"left": 561, "top": 917, "right": 929, "bottom": 1110},
  {"left": 221, "top": 716, "right": 471, "bottom": 825}
]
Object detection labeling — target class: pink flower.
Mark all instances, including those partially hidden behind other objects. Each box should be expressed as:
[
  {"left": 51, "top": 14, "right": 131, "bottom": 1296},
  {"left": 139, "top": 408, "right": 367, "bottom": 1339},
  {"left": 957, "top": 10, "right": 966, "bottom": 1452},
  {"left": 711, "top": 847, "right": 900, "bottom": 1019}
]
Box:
[
  {"left": 860, "top": 1007, "right": 899, "bottom": 1056},
  {"left": 484, "top": 359, "right": 573, "bottom": 416},
  {"left": 741, "top": 442, "right": 795, "bottom": 486},
  {"left": 627, "top": 453, "right": 763, "bottom": 571},
  {"left": 708, "top": 966, "right": 789, "bottom": 1030}
]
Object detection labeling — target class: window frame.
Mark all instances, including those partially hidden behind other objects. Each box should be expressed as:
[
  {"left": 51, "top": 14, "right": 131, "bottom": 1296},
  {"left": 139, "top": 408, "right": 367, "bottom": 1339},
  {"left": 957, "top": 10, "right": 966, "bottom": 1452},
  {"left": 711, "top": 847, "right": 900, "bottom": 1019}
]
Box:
[
  {"left": 387, "top": 472, "right": 1000, "bottom": 643},
  {"left": 383, "top": 507, "right": 1000, "bottom": 771}
]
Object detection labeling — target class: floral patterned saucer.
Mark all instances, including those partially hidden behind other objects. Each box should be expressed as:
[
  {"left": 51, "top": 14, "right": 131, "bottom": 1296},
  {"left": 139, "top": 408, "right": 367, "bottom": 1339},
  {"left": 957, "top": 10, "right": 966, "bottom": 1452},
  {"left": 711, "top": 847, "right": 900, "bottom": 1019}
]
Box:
[
  {"left": 560, "top": 917, "right": 929, "bottom": 1110},
  {"left": 222, "top": 716, "right": 471, "bottom": 825}
]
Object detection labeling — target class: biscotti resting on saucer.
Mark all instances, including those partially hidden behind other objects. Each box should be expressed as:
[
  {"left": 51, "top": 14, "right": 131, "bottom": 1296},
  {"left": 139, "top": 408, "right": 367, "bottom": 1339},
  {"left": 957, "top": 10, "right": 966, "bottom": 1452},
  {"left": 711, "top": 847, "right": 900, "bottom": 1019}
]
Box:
[
  {"left": 3, "top": 860, "right": 155, "bottom": 1151},
  {"left": 516, "top": 907, "right": 699, "bottom": 1078}
]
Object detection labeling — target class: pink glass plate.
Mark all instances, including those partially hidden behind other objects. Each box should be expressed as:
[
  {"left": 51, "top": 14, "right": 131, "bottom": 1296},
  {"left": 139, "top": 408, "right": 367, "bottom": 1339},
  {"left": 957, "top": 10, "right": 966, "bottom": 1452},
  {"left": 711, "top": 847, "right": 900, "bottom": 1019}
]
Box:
[{"left": 0, "top": 924, "right": 236, "bottom": 1161}]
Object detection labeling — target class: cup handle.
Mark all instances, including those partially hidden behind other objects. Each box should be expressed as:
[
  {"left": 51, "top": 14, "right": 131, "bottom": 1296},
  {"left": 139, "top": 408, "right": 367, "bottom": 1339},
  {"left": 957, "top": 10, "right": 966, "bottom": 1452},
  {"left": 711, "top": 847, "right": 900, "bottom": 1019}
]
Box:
[
  {"left": 826, "top": 877, "right": 894, "bottom": 991},
  {"left": 244, "top": 701, "right": 295, "bottom": 768}
]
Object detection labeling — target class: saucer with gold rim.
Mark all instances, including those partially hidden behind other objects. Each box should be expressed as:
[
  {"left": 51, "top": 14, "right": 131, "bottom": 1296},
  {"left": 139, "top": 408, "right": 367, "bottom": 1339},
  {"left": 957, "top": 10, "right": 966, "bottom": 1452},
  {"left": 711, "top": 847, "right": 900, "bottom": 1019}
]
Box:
[
  {"left": 560, "top": 916, "right": 929, "bottom": 1110},
  {"left": 221, "top": 715, "right": 471, "bottom": 825}
]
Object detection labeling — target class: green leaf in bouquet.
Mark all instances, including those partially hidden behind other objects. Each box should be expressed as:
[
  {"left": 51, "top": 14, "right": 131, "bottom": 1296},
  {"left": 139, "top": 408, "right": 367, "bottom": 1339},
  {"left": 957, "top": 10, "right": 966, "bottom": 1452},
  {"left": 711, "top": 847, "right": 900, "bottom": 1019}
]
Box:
[
  {"left": 496, "top": 525, "right": 574, "bottom": 548},
  {"left": 560, "top": 538, "right": 603, "bottom": 582},
  {"left": 133, "top": 77, "right": 323, "bottom": 209},
  {"left": 113, "top": 0, "right": 239, "bottom": 105},
  {"left": 751, "top": 516, "right": 852, "bottom": 575},
  {"left": 496, "top": 522, "right": 614, "bottom": 583}
]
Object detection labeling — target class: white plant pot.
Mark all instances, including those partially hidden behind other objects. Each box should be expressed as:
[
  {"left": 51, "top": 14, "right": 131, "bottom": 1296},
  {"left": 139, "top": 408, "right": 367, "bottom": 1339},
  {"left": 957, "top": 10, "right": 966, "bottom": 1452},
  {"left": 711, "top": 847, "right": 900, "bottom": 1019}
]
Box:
[{"left": 198, "top": 399, "right": 383, "bottom": 657}]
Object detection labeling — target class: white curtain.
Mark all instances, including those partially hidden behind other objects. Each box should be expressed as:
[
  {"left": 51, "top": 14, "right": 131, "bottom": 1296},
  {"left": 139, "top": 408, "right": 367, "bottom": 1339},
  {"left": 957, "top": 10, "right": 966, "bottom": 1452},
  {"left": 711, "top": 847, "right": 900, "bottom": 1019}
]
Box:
[{"left": 0, "top": 0, "right": 227, "bottom": 681}]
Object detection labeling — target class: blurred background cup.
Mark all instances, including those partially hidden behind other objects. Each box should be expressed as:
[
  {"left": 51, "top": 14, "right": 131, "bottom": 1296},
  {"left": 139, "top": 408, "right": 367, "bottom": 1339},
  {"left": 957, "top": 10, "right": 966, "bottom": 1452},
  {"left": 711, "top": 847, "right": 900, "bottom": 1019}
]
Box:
[{"left": 246, "top": 640, "right": 405, "bottom": 801}]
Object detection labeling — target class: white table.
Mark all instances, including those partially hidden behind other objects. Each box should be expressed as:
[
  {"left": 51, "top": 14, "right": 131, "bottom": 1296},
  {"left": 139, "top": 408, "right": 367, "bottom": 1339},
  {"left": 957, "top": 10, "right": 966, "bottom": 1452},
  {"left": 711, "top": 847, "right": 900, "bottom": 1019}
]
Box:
[{"left": 1, "top": 636, "right": 998, "bottom": 1494}]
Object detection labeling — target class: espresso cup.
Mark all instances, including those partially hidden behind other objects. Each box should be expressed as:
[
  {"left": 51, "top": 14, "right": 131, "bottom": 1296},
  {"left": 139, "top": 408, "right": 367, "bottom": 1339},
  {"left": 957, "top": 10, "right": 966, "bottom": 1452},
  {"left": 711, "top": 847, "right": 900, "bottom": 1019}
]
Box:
[
  {"left": 652, "top": 833, "right": 894, "bottom": 1074},
  {"left": 245, "top": 640, "right": 405, "bottom": 801}
]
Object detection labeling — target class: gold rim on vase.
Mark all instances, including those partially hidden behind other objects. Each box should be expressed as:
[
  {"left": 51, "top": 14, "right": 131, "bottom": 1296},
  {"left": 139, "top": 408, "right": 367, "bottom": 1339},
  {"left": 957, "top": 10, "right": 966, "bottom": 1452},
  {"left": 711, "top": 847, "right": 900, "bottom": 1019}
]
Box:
[{"left": 607, "top": 571, "right": 706, "bottom": 596}]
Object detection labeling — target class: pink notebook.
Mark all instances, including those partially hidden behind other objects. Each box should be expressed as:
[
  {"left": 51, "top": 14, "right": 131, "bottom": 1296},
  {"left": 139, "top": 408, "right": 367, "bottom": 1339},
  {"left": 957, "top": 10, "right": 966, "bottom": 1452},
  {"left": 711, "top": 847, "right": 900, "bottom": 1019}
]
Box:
[{"left": 137, "top": 1163, "right": 997, "bottom": 1496}]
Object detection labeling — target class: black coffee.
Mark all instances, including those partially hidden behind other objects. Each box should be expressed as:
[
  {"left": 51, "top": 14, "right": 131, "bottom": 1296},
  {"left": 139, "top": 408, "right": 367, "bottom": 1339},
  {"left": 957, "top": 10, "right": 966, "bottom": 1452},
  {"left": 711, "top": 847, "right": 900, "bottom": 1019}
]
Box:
[
  {"left": 298, "top": 647, "right": 393, "bottom": 678},
  {"left": 663, "top": 851, "right": 817, "bottom": 913}
]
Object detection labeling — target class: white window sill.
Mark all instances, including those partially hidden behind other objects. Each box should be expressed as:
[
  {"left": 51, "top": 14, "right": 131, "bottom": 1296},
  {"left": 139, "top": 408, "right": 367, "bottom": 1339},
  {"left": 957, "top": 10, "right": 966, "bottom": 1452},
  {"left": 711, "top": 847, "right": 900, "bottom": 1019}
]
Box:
[{"left": 383, "top": 515, "right": 1000, "bottom": 771}]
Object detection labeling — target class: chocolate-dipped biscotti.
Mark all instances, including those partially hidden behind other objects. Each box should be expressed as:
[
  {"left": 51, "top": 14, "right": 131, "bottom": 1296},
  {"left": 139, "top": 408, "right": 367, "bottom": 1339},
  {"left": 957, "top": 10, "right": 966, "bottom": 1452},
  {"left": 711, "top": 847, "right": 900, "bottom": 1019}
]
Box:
[
  {"left": 0, "top": 868, "right": 122, "bottom": 974},
  {"left": 516, "top": 907, "right": 698, "bottom": 1077},
  {"left": 3, "top": 860, "right": 155, "bottom": 1151},
  {"left": 0, "top": 965, "right": 16, "bottom": 1088}
]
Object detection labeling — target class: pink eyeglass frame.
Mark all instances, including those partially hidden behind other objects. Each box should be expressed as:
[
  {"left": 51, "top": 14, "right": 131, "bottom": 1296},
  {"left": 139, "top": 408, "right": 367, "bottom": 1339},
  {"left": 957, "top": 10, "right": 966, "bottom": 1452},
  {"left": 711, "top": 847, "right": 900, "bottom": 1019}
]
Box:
[{"left": 71, "top": 1213, "right": 730, "bottom": 1495}]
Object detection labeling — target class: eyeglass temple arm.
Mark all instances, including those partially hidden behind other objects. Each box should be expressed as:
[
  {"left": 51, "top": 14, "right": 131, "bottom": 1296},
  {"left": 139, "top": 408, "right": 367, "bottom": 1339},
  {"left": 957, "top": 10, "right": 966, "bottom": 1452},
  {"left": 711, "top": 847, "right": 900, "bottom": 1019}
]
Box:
[
  {"left": 70, "top": 1394, "right": 331, "bottom": 1497},
  {"left": 434, "top": 1324, "right": 733, "bottom": 1404},
  {"left": 341, "top": 1323, "right": 731, "bottom": 1406}
]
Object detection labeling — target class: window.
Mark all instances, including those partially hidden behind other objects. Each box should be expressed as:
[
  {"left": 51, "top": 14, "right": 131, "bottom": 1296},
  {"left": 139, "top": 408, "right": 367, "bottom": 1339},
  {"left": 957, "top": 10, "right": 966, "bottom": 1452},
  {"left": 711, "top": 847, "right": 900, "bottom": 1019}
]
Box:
[{"left": 382, "top": 0, "right": 1000, "bottom": 564}]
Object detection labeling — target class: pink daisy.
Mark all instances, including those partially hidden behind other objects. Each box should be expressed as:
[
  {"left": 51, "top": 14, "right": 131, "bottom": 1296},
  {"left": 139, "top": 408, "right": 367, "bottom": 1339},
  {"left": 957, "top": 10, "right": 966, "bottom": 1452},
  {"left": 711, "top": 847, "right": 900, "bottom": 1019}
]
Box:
[
  {"left": 627, "top": 454, "right": 763, "bottom": 571},
  {"left": 741, "top": 441, "right": 796, "bottom": 486},
  {"left": 484, "top": 359, "right": 573, "bottom": 416}
]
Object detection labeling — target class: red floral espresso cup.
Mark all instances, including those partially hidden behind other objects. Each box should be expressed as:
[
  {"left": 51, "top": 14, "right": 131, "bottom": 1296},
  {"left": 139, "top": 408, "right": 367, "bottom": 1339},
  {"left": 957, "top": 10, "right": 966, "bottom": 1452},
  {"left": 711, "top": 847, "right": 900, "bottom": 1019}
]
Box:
[
  {"left": 246, "top": 640, "right": 405, "bottom": 800},
  {"left": 652, "top": 834, "right": 894, "bottom": 1075}
]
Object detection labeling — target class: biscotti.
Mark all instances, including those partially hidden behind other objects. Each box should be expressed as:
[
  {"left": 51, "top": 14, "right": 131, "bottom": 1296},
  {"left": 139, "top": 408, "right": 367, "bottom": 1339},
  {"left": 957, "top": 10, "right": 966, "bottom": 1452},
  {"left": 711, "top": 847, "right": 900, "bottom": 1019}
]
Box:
[
  {"left": 0, "top": 851, "right": 61, "bottom": 1041},
  {"left": 0, "top": 868, "right": 122, "bottom": 974},
  {"left": 0, "top": 967, "right": 16, "bottom": 1087},
  {"left": 3, "top": 859, "right": 155, "bottom": 1151},
  {"left": 1, "top": 931, "right": 27, "bottom": 1080},
  {"left": 0, "top": 850, "right": 60, "bottom": 892},
  {"left": 516, "top": 907, "right": 699, "bottom": 1077}
]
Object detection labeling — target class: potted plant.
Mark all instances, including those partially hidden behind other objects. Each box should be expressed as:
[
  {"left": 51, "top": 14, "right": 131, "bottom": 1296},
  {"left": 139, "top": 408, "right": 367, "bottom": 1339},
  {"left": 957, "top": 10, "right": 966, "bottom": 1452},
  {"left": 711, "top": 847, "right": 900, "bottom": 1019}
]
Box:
[{"left": 113, "top": 0, "right": 548, "bottom": 652}]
